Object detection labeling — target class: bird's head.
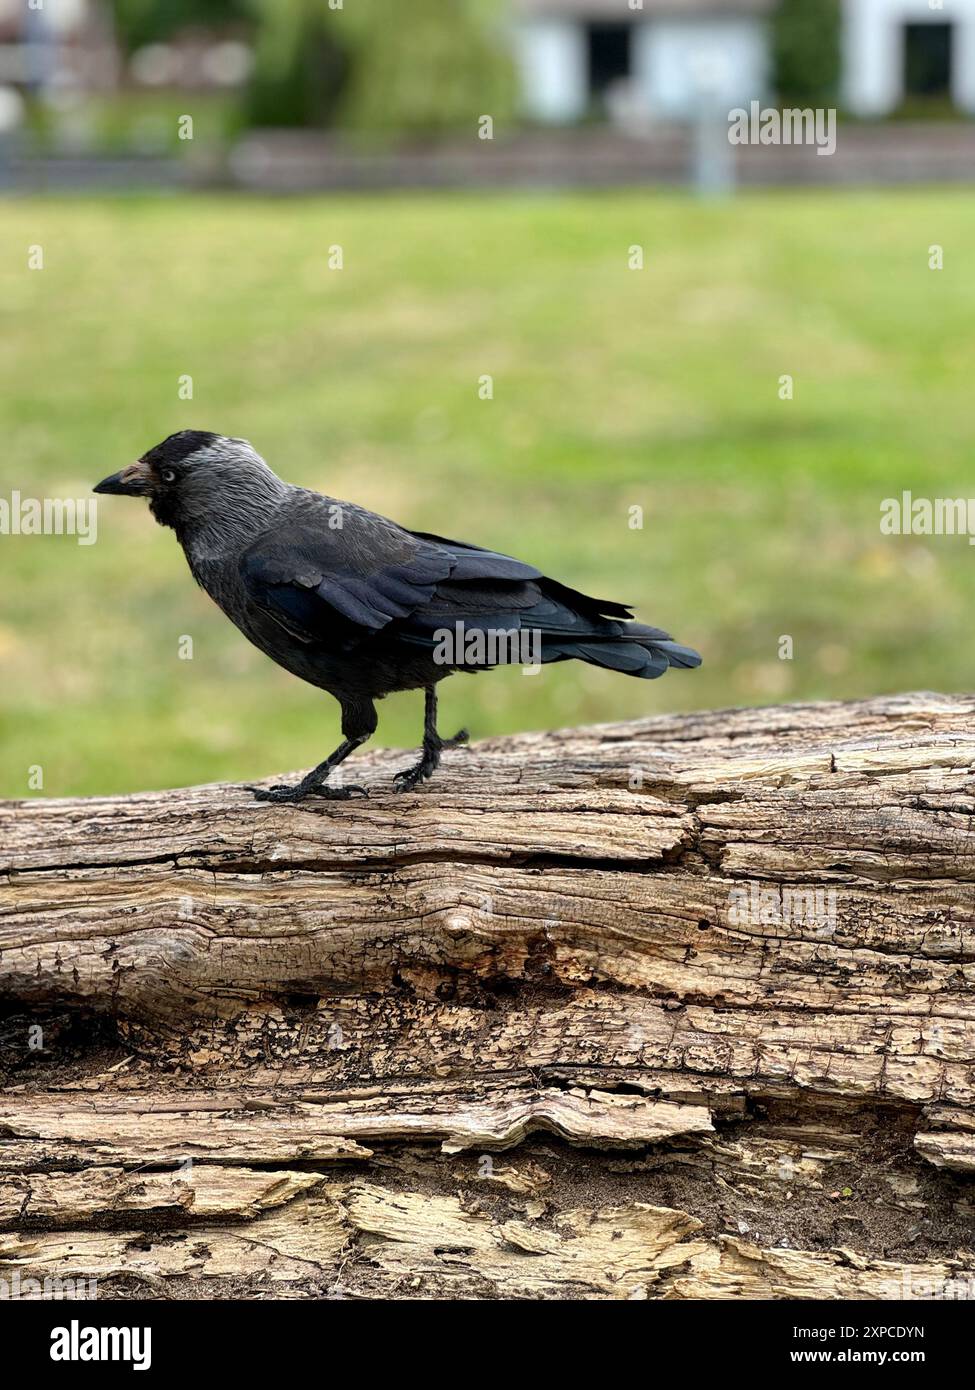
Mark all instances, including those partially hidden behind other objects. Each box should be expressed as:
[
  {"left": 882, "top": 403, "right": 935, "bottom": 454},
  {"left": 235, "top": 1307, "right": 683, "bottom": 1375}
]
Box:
[{"left": 94, "top": 431, "right": 286, "bottom": 536}]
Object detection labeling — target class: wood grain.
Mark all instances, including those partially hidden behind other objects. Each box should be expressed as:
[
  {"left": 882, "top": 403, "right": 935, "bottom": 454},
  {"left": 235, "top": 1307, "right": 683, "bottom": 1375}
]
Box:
[{"left": 2, "top": 692, "right": 975, "bottom": 1299}]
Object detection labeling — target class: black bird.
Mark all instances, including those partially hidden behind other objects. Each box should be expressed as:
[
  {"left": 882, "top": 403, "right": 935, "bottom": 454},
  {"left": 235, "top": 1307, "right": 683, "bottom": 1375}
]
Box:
[{"left": 94, "top": 431, "right": 701, "bottom": 802}]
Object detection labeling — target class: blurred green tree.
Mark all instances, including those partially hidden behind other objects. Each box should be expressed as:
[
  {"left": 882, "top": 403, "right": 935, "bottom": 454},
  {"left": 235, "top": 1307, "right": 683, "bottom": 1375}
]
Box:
[
  {"left": 243, "top": 0, "right": 348, "bottom": 128},
  {"left": 772, "top": 0, "right": 841, "bottom": 106},
  {"left": 340, "top": 0, "right": 515, "bottom": 139},
  {"left": 112, "top": 0, "right": 250, "bottom": 51}
]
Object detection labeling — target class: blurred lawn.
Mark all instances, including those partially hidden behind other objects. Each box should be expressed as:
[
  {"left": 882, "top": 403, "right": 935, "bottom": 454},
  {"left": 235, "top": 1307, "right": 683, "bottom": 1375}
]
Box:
[{"left": 1, "top": 189, "right": 973, "bottom": 797}]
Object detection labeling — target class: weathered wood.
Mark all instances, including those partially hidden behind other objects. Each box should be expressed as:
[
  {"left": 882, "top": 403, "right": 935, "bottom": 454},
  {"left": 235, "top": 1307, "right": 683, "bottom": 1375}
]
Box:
[{"left": 2, "top": 692, "right": 975, "bottom": 1299}]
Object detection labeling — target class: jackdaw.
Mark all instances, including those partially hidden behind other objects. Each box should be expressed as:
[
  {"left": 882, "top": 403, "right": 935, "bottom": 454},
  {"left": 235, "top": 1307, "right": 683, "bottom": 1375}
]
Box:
[{"left": 94, "top": 431, "right": 701, "bottom": 801}]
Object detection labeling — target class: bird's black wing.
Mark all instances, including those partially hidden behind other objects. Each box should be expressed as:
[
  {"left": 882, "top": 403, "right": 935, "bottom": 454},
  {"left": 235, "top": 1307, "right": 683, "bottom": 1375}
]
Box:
[
  {"left": 402, "top": 532, "right": 700, "bottom": 678},
  {"left": 239, "top": 497, "right": 700, "bottom": 677},
  {"left": 238, "top": 500, "right": 543, "bottom": 648},
  {"left": 409, "top": 531, "right": 633, "bottom": 622}
]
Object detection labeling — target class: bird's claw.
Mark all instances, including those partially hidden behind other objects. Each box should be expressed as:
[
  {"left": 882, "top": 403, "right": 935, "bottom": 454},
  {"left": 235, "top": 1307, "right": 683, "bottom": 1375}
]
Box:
[
  {"left": 393, "top": 763, "right": 434, "bottom": 793},
  {"left": 248, "top": 782, "right": 368, "bottom": 804},
  {"left": 392, "top": 730, "right": 469, "bottom": 793}
]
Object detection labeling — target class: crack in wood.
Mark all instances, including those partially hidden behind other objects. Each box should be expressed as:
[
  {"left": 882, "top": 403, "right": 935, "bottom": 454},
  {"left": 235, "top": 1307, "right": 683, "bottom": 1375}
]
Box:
[{"left": 3, "top": 694, "right": 975, "bottom": 1298}]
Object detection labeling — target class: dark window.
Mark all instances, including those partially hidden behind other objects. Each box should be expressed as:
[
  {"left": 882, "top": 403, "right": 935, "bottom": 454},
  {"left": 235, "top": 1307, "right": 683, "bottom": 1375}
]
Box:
[
  {"left": 904, "top": 22, "right": 952, "bottom": 98},
  {"left": 587, "top": 23, "right": 632, "bottom": 100}
]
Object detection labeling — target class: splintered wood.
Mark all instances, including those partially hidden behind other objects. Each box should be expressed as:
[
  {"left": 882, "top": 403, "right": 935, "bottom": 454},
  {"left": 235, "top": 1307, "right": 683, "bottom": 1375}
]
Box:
[{"left": 2, "top": 692, "right": 975, "bottom": 1299}]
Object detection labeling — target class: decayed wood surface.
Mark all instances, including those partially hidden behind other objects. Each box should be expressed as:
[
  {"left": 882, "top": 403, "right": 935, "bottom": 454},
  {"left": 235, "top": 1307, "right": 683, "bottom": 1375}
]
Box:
[{"left": 2, "top": 691, "right": 975, "bottom": 1300}]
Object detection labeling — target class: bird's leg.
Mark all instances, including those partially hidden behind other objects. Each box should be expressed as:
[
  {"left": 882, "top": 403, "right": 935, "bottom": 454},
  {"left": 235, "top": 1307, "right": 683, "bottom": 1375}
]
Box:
[
  {"left": 250, "top": 700, "right": 377, "bottom": 804},
  {"left": 393, "top": 685, "right": 468, "bottom": 792},
  {"left": 250, "top": 737, "right": 368, "bottom": 803}
]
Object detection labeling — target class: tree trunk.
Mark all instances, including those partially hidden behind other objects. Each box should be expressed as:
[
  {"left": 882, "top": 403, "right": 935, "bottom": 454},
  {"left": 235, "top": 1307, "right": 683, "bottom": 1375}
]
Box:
[{"left": 2, "top": 691, "right": 975, "bottom": 1300}]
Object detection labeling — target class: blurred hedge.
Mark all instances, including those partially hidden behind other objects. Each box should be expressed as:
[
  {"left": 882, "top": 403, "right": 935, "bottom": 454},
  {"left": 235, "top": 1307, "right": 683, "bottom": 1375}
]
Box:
[
  {"left": 339, "top": 0, "right": 515, "bottom": 139},
  {"left": 111, "top": 0, "right": 514, "bottom": 136},
  {"left": 245, "top": 0, "right": 514, "bottom": 134},
  {"left": 244, "top": 0, "right": 349, "bottom": 129},
  {"left": 772, "top": 0, "right": 841, "bottom": 106}
]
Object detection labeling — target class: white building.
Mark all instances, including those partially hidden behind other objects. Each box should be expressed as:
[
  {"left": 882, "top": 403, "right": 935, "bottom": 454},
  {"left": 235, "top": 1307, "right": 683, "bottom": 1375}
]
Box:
[
  {"left": 842, "top": 0, "right": 975, "bottom": 115},
  {"left": 511, "top": 0, "right": 975, "bottom": 122}
]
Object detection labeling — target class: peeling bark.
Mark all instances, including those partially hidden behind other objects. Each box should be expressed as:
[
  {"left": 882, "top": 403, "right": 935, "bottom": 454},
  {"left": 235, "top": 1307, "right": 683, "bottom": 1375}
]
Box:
[{"left": 2, "top": 693, "right": 975, "bottom": 1299}]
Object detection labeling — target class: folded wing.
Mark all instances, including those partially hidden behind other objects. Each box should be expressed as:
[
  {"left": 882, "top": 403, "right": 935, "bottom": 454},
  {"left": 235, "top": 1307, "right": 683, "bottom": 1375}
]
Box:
[{"left": 239, "top": 498, "right": 700, "bottom": 677}]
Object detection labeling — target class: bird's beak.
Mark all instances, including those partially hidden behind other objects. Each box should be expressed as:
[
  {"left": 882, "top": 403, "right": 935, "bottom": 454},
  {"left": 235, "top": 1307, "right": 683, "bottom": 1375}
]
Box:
[{"left": 93, "top": 460, "right": 151, "bottom": 497}]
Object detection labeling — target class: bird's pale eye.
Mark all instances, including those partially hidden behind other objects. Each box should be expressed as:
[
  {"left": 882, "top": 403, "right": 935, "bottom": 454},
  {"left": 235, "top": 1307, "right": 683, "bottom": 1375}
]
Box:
[{"left": 160, "top": 468, "right": 177, "bottom": 484}]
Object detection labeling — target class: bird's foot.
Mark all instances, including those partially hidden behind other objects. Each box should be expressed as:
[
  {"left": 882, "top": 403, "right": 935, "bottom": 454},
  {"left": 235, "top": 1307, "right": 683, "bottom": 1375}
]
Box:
[
  {"left": 393, "top": 760, "right": 436, "bottom": 793},
  {"left": 248, "top": 782, "right": 368, "bottom": 804},
  {"left": 393, "top": 730, "right": 468, "bottom": 792}
]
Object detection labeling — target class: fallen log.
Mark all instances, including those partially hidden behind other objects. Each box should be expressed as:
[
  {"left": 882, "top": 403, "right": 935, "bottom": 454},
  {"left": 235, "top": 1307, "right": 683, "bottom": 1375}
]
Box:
[{"left": 2, "top": 691, "right": 974, "bottom": 1300}]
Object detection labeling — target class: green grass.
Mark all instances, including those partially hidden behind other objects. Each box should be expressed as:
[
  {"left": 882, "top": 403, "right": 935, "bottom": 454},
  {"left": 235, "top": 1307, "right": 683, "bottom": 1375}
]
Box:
[{"left": 2, "top": 189, "right": 973, "bottom": 798}]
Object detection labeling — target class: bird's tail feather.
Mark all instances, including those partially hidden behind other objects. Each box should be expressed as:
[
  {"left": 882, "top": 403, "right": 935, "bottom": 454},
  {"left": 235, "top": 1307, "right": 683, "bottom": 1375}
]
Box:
[
  {"left": 643, "top": 638, "right": 703, "bottom": 670},
  {"left": 541, "top": 625, "right": 702, "bottom": 679}
]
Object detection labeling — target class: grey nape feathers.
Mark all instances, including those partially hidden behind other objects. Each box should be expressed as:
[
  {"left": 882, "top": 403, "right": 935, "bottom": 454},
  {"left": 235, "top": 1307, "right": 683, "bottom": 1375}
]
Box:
[{"left": 95, "top": 431, "right": 701, "bottom": 802}]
